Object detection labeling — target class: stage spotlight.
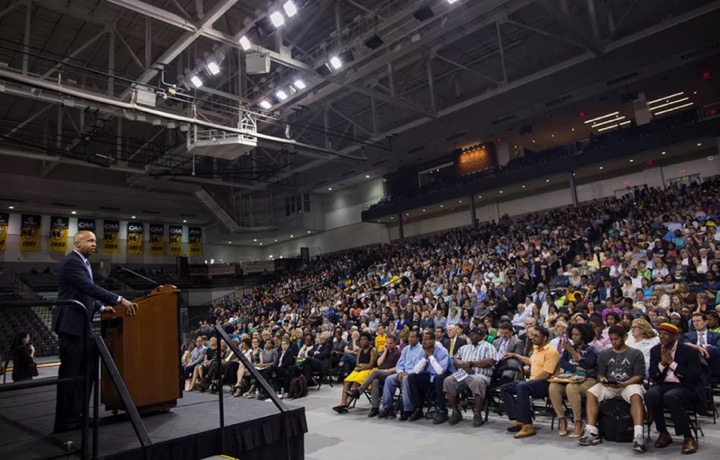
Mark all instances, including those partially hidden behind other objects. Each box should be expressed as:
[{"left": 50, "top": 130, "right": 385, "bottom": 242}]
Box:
[
  {"left": 270, "top": 11, "right": 285, "bottom": 27},
  {"left": 190, "top": 76, "right": 203, "bottom": 87},
  {"left": 365, "top": 34, "right": 383, "bottom": 50},
  {"left": 259, "top": 100, "right": 272, "bottom": 109},
  {"left": 283, "top": 1, "right": 298, "bottom": 17},
  {"left": 413, "top": 5, "right": 434, "bottom": 21},
  {"left": 239, "top": 35, "right": 251, "bottom": 50}
]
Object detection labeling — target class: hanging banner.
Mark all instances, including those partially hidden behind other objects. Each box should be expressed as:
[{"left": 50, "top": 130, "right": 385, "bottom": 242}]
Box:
[
  {"left": 49, "top": 216, "right": 69, "bottom": 253},
  {"left": 20, "top": 214, "right": 41, "bottom": 252},
  {"left": 102, "top": 220, "right": 120, "bottom": 254},
  {"left": 77, "top": 218, "right": 96, "bottom": 233},
  {"left": 127, "top": 222, "right": 144, "bottom": 255},
  {"left": 0, "top": 212, "right": 8, "bottom": 251},
  {"left": 169, "top": 225, "right": 183, "bottom": 256},
  {"left": 188, "top": 227, "right": 202, "bottom": 257},
  {"left": 149, "top": 224, "right": 165, "bottom": 256}
]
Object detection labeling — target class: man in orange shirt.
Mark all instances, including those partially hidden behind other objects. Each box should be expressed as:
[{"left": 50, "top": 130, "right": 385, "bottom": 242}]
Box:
[{"left": 500, "top": 325, "right": 560, "bottom": 438}]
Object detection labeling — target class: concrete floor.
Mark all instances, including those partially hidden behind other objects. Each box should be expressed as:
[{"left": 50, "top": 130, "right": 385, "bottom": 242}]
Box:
[{"left": 298, "top": 383, "right": 720, "bottom": 460}]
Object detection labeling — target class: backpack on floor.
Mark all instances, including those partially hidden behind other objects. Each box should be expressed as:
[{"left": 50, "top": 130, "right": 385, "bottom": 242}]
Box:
[
  {"left": 288, "top": 375, "right": 308, "bottom": 399},
  {"left": 599, "top": 398, "right": 633, "bottom": 442}
]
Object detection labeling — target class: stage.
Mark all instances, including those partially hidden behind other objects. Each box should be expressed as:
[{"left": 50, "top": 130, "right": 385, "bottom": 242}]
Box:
[{"left": 0, "top": 382, "right": 307, "bottom": 460}]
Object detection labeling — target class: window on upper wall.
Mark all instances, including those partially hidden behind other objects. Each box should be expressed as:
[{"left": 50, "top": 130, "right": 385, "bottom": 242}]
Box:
[{"left": 285, "top": 193, "right": 310, "bottom": 216}]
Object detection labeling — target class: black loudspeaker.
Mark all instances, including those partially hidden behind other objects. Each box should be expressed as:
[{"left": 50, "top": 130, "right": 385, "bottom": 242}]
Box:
[
  {"left": 176, "top": 256, "right": 189, "bottom": 280},
  {"left": 365, "top": 35, "right": 383, "bottom": 49},
  {"left": 316, "top": 63, "right": 333, "bottom": 76},
  {"left": 300, "top": 247, "right": 309, "bottom": 264},
  {"left": 413, "top": 5, "right": 434, "bottom": 21}
]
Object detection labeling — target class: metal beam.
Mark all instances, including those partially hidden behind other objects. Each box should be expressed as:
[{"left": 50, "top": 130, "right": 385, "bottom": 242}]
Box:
[
  {"left": 113, "top": 25, "right": 145, "bottom": 71},
  {"left": 496, "top": 20, "right": 507, "bottom": 84},
  {"left": 329, "top": 106, "right": 373, "bottom": 137},
  {"left": 586, "top": 0, "right": 601, "bottom": 43},
  {"left": 426, "top": 58, "right": 436, "bottom": 114},
  {"left": 505, "top": 18, "right": 587, "bottom": 50},
  {"left": 535, "top": 0, "right": 603, "bottom": 55},
  {"left": 434, "top": 54, "right": 499, "bottom": 84},
  {"left": 349, "top": 83, "right": 436, "bottom": 118},
  {"left": 23, "top": 0, "right": 31, "bottom": 75}
]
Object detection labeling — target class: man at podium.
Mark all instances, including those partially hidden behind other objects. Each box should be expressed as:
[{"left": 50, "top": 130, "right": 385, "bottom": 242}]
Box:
[{"left": 53, "top": 230, "right": 138, "bottom": 433}]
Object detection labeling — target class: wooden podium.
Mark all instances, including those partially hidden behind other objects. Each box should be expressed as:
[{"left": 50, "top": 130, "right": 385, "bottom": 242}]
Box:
[{"left": 100, "top": 285, "right": 181, "bottom": 413}]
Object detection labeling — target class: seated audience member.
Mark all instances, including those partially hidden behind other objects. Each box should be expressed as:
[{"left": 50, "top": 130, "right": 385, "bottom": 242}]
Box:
[
  {"left": 548, "top": 323, "right": 598, "bottom": 437},
  {"left": 626, "top": 318, "right": 660, "bottom": 377},
  {"left": 501, "top": 326, "right": 560, "bottom": 439},
  {"left": 402, "top": 330, "right": 451, "bottom": 421},
  {"left": 549, "top": 319, "right": 569, "bottom": 353},
  {"left": 10, "top": 332, "right": 37, "bottom": 382},
  {"left": 683, "top": 312, "right": 720, "bottom": 379},
  {"left": 246, "top": 338, "right": 278, "bottom": 398},
  {"left": 338, "top": 330, "right": 360, "bottom": 378},
  {"left": 706, "top": 311, "right": 720, "bottom": 333},
  {"left": 441, "top": 324, "right": 467, "bottom": 357},
  {"left": 578, "top": 325, "right": 647, "bottom": 452},
  {"left": 374, "top": 324, "right": 388, "bottom": 353},
  {"left": 191, "top": 336, "right": 219, "bottom": 391},
  {"left": 377, "top": 330, "right": 423, "bottom": 419},
  {"left": 493, "top": 322, "right": 525, "bottom": 382},
  {"left": 297, "top": 334, "right": 314, "bottom": 361},
  {"left": 346, "top": 334, "right": 401, "bottom": 417},
  {"left": 183, "top": 336, "right": 206, "bottom": 391},
  {"left": 646, "top": 323, "right": 704, "bottom": 455},
  {"left": 588, "top": 316, "right": 611, "bottom": 353},
  {"left": 435, "top": 325, "right": 496, "bottom": 427},
  {"left": 330, "top": 327, "right": 347, "bottom": 374},
  {"left": 269, "top": 338, "right": 297, "bottom": 395},
  {"left": 333, "top": 332, "right": 378, "bottom": 413},
  {"left": 231, "top": 337, "right": 254, "bottom": 397},
  {"left": 299, "top": 331, "right": 332, "bottom": 383}
]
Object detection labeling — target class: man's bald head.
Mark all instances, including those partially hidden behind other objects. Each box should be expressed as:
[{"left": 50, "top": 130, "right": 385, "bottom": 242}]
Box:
[{"left": 74, "top": 231, "right": 97, "bottom": 257}]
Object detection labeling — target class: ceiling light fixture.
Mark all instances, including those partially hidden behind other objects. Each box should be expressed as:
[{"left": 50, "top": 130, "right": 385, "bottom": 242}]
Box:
[
  {"left": 647, "top": 92, "right": 684, "bottom": 105},
  {"left": 269, "top": 11, "right": 285, "bottom": 28},
  {"left": 131, "top": 215, "right": 136, "bottom": 219},
  {"left": 190, "top": 76, "right": 203, "bottom": 87},
  {"left": 293, "top": 79, "right": 306, "bottom": 89},
  {"left": 71, "top": 211, "right": 77, "bottom": 215},
  {"left": 276, "top": 90, "right": 288, "bottom": 100},
  {"left": 592, "top": 115, "right": 626, "bottom": 128},
  {"left": 207, "top": 61, "right": 220, "bottom": 75},
  {"left": 654, "top": 102, "right": 693, "bottom": 116},
  {"left": 328, "top": 187, "right": 332, "bottom": 191},
  {"left": 239, "top": 35, "right": 251, "bottom": 50},
  {"left": 183, "top": 219, "right": 187, "bottom": 223},
  {"left": 649, "top": 97, "right": 689, "bottom": 111},
  {"left": 283, "top": 1, "right": 298, "bottom": 17},
  {"left": 584, "top": 111, "right": 619, "bottom": 124},
  {"left": 330, "top": 56, "right": 342, "bottom": 69},
  {"left": 8, "top": 206, "right": 14, "bottom": 209},
  {"left": 259, "top": 100, "right": 272, "bottom": 109}
]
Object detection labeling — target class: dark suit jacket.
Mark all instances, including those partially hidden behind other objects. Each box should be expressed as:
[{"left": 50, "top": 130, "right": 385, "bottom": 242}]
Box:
[
  {"left": 649, "top": 342, "right": 706, "bottom": 413},
  {"left": 441, "top": 336, "right": 465, "bottom": 356},
  {"left": 308, "top": 342, "right": 332, "bottom": 371},
  {"left": 493, "top": 336, "right": 525, "bottom": 377},
  {"left": 683, "top": 330, "right": 720, "bottom": 347},
  {"left": 276, "top": 348, "right": 297, "bottom": 370},
  {"left": 52, "top": 251, "right": 120, "bottom": 336}
]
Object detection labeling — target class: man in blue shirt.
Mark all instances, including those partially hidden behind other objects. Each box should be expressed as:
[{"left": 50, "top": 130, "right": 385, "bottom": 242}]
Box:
[
  {"left": 377, "top": 330, "right": 423, "bottom": 419},
  {"left": 403, "top": 330, "right": 451, "bottom": 421}
]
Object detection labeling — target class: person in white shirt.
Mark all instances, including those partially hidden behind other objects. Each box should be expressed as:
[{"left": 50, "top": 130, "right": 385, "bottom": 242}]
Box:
[
  {"left": 511, "top": 304, "right": 532, "bottom": 329},
  {"left": 434, "top": 325, "right": 497, "bottom": 427},
  {"left": 625, "top": 318, "right": 660, "bottom": 378}
]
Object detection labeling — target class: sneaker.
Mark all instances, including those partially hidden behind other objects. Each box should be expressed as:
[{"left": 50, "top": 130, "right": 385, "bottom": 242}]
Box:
[
  {"left": 578, "top": 430, "right": 602, "bottom": 447},
  {"left": 245, "top": 393, "right": 256, "bottom": 399},
  {"left": 632, "top": 435, "right": 646, "bottom": 453}
]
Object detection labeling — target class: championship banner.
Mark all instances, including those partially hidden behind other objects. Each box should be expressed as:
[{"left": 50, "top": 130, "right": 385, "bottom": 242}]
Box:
[
  {"left": 169, "top": 225, "right": 183, "bottom": 256},
  {"left": 77, "top": 218, "right": 96, "bottom": 232},
  {"left": 127, "top": 222, "right": 144, "bottom": 255},
  {"left": 102, "top": 220, "right": 120, "bottom": 254},
  {"left": 188, "top": 227, "right": 202, "bottom": 257},
  {"left": 0, "top": 212, "right": 8, "bottom": 251},
  {"left": 149, "top": 224, "right": 164, "bottom": 256},
  {"left": 49, "top": 216, "right": 69, "bottom": 253},
  {"left": 20, "top": 214, "right": 41, "bottom": 252}
]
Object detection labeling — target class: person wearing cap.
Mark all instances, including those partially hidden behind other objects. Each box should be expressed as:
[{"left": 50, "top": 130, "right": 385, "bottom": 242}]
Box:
[
  {"left": 434, "top": 325, "right": 497, "bottom": 427},
  {"left": 646, "top": 322, "right": 704, "bottom": 455}
]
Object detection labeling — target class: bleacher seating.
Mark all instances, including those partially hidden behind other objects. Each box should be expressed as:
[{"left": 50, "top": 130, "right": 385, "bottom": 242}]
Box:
[{"left": 0, "top": 306, "right": 58, "bottom": 360}]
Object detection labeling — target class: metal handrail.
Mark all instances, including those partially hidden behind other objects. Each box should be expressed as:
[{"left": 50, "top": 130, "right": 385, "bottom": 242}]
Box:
[{"left": 0, "top": 299, "right": 152, "bottom": 459}]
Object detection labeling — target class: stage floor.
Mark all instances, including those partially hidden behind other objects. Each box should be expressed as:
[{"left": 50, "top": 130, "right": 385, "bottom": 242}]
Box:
[{"left": 0, "top": 381, "right": 306, "bottom": 459}]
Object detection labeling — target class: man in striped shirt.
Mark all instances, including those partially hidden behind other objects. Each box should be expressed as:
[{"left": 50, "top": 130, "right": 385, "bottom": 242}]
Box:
[{"left": 434, "top": 325, "right": 497, "bottom": 427}]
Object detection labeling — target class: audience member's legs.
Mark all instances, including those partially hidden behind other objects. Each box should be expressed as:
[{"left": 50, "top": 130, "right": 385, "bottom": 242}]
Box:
[
  {"left": 515, "top": 379, "right": 549, "bottom": 426},
  {"left": 644, "top": 384, "right": 669, "bottom": 434},
  {"left": 380, "top": 374, "right": 399, "bottom": 414},
  {"left": 500, "top": 381, "right": 520, "bottom": 422},
  {"left": 548, "top": 382, "right": 568, "bottom": 430},
  {"left": 566, "top": 379, "right": 594, "bottom": 435}
]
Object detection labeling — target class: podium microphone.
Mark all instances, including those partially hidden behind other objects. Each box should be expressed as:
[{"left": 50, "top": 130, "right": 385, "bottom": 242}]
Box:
[{"left": 119, "top": 267, "right": 159, "bottom": 286}]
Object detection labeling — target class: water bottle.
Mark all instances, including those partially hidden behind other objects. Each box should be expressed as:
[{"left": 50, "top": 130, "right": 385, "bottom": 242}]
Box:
[{"left": 280, "top": 387, "right": 285, "bottom": 399}]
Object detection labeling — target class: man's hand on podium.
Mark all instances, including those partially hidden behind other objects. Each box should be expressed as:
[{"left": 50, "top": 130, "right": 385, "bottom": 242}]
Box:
[{"left": 120, "top": 297, "right": 139, "bottom": 316}]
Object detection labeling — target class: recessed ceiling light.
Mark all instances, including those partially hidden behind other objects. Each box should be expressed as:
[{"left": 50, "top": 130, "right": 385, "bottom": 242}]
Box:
[
  {"left": 290, "top": 235, "right": 294, "bottom": 238},
  {"left": 365, "top": 174, "right": 370, "bottom": 178},
  {"left": 571, "top": 128, "right": 575, "bottom": 132},
  {"left": 390, "top": 216, "right": 394, "bottom": 220},
  {"left": 440, "top": 205, "right": 444, "bottom": 208},
  {"left": 183, "top": 219, "right": 187, "bottom": 223},
  {"left": 478, "top": 196, "right": 482, "bottom": 199},
  {"left": 546, "top": 179, "right": 550, "bottom": 182},
  {"left": 71, "top": 211, "right": 77, "bottom": 215},
  {"left": 521, "top": 185, "right": 526, "bottom": 188},
  {"left": 532, "top": 140, "right": 536, "bottom": 143},
  {"left": 307, "top": 230, "right": 311, "bottom": 234},
  {"left": 274, "top": 239, "right": 278, "bottom": 242},
  {"left": 499, "top": 190, "right": 503, "bottom": 194},
  {"left": 131, "top": 215, "right": 136, "bottom": 219},
  {"left": 459, "top": 200, "right": 463, "bottom": 203},
  {"left": 328, "top": 187, "right": 332, "bottom": 191},
  {"left": 406, "top": 213, "right": 409, "bottom": 216},
  {"left": 422, "top": 209, "right": 426, "bottom": 212},
  {"left": 228, "top": 241, "right": 232, "bottom": 244},
  {"left": 629, "top": 159, "right": 634, "bottom": 163},
  {"left": 253, "top": 239, "right": 257, "bottom": 242},
  {"left": 260, "top": 242, "right": 263, "bottom": 245},
  {"left": 8, "top": 206, "right": 14, "bottom": 209},
  {"left": 551, "top": 134, "right": 555, "bottom": 138},
  {"left": 661, "top": 151, "right": 666, "bottom": 155},
  {"left": 599, "top": 166, "right": 604, "bottom": 170},
  {"left": 697, "top": 143, "right": 702, "bottom": 146}
]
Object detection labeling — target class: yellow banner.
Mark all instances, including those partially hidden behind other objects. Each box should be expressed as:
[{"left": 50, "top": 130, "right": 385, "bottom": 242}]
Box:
[
  {"left": 149, "top": 224, "right": 164, "bottom": 256},
  {"left": 0, "top": 212, "right": 8, "bottom": 251},
  {"left": 169, "top": 225, "right": 183, "bottom": 256},
  {"left": 127, "top": 222, "right": 144, "bottom": 255},
  {"left": 188, "top": 227, "right": 202, "bottom": 257},
  {"left": 102, "top": 220, "right": 120, "bottom": 254},
  {"left": 20, "top": 214, "right": 41, "bottom": 252},
  {"left": 49, "top": 216, "right": 69, "bottom": 253}
]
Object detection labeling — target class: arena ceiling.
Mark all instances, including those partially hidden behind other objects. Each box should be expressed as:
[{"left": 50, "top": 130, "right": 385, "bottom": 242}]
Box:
[{"left": 0, "top": 0, "right": 719, "bottom": 228}]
